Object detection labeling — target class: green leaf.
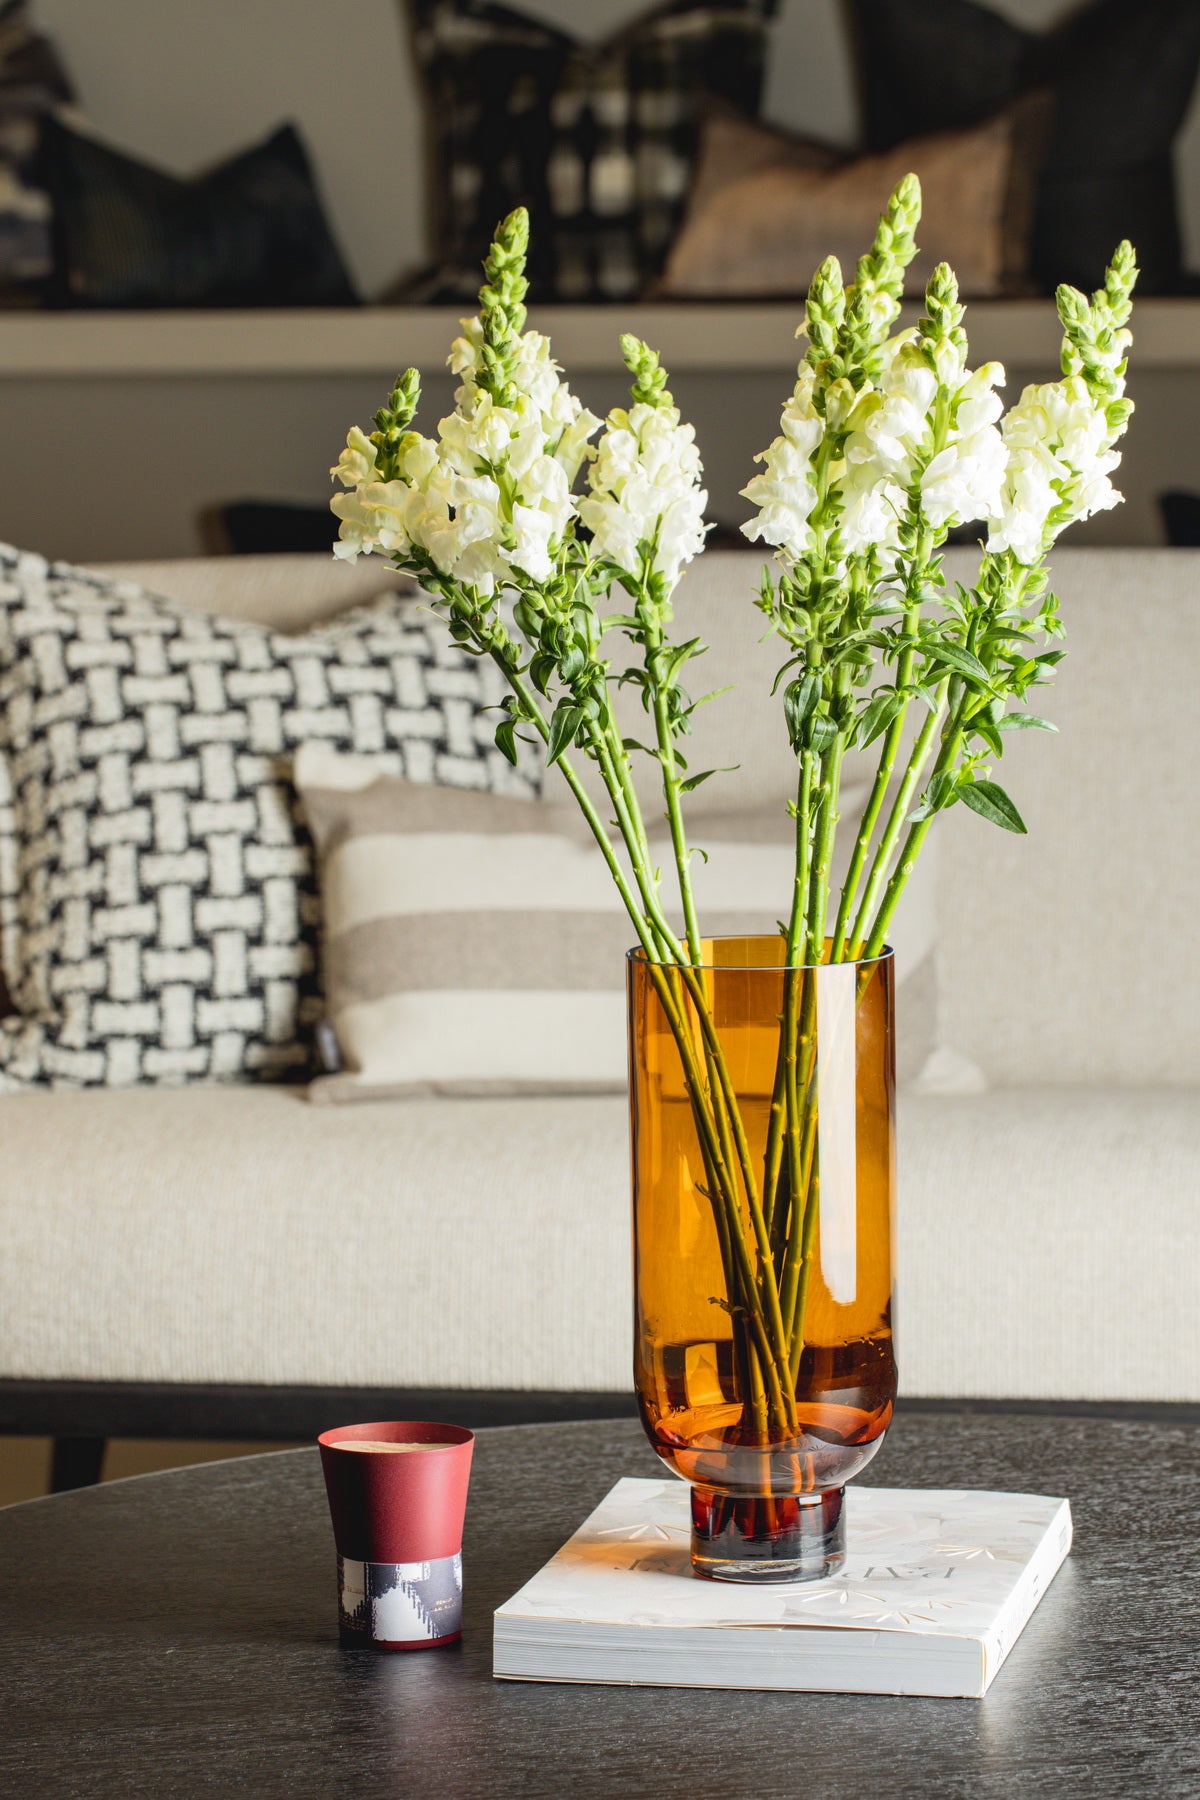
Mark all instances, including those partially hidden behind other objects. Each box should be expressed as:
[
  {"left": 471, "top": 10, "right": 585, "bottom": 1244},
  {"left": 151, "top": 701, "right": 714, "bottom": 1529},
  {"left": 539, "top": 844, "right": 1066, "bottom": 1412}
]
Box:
[
  {"left": 783, "top": 674, "right": 821, "bottom": 750},
  {"left": 680, "top": 766, "right": 736, "bottom": 792},
  {"left": 808, "top": 714, "right": 838, "bottom": 755},
  {"left": 997, "top": 713, "right": 1058, "bottom": 733},
  {"left": 856, "top": 690, "right": 903, "bottom": 749},
  {"left": 494, "top": 719, "right": 519, "bottom": 766},
  {"left": 547, "top": 704, "right": 585, "bottom": 766},
  {"left": 692, "top": 685, "right": 734, "bottom": 711},
  {"left": 529, "top": 653, "right": 556, "bottom": 696},
  {"left": 909, "top": 769, "right": 956, "bottom": 824},
  {"left": 659, "top": 637, "right": 705, "bottom": 685},
  {"left": 927, "top": 642, "right": 991, "bottom": 685},
  {"left": 770, "top": 653, "right": 805, "bottom": 695},
  {"left": 959, "top": 779, "right": 1027, "bottom": 834},
  {"left": 970, "top": 718, "right": 1004, "bottom": 757}
]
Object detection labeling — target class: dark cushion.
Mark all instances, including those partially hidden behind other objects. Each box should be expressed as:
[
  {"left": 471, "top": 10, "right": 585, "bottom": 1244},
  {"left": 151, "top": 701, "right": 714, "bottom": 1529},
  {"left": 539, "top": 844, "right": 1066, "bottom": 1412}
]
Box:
[
  {"left": 39, "top": 116, "right": 358, "bottom": 309},
  {"left": 214, "top": 501, "right": 339, "bottom": 557},
  {"left": 406, "top": 0, "right": 778, "bottom": 303},
  {"left": 0, "top": 0, "right": 74, "bottom": 300},
  {"left": 1160, "top": 492, "right": 1200, "bottom": 548},
  {"left": 849, "top": 0, "right": 1200, "bottom": 294}
]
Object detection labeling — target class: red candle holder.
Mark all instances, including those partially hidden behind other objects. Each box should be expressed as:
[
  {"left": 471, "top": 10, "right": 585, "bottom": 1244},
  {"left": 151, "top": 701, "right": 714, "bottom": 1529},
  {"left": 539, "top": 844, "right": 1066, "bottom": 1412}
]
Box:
[{"left": 318, "top": 1421, "right": 474, "bottom": 1650}]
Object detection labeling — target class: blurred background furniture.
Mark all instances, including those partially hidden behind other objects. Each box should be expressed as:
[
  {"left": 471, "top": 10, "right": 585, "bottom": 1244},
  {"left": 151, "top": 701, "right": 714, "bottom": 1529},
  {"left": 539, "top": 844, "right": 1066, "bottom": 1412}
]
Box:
[
  {"left": 1, "top": 0, "right": 1200, "bottom": 557},
  {"left": 1, "top": 545, "right": 1197, "bottom": 1487}
]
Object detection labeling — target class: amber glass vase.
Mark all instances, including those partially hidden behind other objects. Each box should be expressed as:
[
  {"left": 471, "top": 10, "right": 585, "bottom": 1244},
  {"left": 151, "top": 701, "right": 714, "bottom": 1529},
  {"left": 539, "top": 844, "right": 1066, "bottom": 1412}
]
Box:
[{"left": 628, "top": 936, "right": 896, "bottom": 1583}]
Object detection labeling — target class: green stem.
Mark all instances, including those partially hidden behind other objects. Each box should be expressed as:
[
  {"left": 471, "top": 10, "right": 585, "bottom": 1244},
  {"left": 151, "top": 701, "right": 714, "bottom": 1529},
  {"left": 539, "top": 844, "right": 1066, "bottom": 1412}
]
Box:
[
  {"left": 806, "top": 717, "right": 850, "bottom": 964},
  {"left": 643, "top": 618, "right": 703, "bottom": 966},
  {"left": 587, "top": 722, "right": 679, "bottom": 964},
  {"left": 847, "top": 681, "right": 949, "bottom": 957},
  {"left": 639, "top": 603, "right": 801, "bottom": 1419},
  {"left": 830, "top": 610, "right": 921, "bottom": 959},
  {"left": 763, "top": 754, "right": 815, "bottom": 1243},
  {"left": 486, "top": 651, "right": 798, "bottom": 1435},
  {"left": 863, "top": 722, "right": 963, "bottom": 960}
]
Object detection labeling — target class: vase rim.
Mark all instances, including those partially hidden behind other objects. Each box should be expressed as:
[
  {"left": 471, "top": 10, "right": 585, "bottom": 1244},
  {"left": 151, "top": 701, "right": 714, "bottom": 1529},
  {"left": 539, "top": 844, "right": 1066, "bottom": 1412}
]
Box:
[{"left": 626, "top": 936, "right": 895, "bottom": 973}]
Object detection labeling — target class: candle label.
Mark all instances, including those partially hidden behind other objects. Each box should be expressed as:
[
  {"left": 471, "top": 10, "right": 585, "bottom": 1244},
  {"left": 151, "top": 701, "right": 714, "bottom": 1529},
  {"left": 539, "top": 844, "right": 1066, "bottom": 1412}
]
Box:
[{"left": 338, "top": 1552, "right": 462, "bottom": 1644}]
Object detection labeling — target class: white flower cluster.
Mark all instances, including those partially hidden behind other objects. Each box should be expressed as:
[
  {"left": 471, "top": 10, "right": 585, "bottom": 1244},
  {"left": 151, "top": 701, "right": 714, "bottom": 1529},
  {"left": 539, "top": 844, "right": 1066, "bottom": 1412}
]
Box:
[
  {"left": 577, "top": 401, "right": 708, "bottom": 586},
  {"left": 331, "top": 323, "right": 600, "bottom": 593},
  {"left": 741, "top": 331, "right": 1007, "bottom": 569},
  {"left": 984, "top": 374, "right": 1124, "bottom": 565},
  {"left": 737, "top": 367, "right": 823, "bottom": 563}
]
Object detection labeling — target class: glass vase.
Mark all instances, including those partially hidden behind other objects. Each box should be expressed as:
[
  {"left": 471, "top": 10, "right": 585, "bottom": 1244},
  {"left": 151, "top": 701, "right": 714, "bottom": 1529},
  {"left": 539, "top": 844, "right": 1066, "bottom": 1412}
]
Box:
[{"left": 628, "top": 936, "right": 896, "bottom": 1583}]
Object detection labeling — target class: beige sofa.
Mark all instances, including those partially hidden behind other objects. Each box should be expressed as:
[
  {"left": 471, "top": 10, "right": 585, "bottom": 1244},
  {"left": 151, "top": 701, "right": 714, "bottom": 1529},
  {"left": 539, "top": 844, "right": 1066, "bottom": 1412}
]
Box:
[{"left": 2, "top": 547, "right": 1197, "bottom": 1474}]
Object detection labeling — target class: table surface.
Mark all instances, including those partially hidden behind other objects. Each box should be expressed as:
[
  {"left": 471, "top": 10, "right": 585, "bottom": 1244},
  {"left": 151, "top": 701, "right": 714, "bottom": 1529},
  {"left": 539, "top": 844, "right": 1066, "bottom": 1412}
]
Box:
[{"left": 1, "top": 1412, "right": 1197, "bottom": 1800}]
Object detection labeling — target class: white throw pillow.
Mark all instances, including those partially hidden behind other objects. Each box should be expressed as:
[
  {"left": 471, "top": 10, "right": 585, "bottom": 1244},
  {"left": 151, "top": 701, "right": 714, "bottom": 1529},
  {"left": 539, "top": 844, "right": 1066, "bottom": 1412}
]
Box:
[{"left": 296, "top": 743, "right": 942, "bottom": 1099}]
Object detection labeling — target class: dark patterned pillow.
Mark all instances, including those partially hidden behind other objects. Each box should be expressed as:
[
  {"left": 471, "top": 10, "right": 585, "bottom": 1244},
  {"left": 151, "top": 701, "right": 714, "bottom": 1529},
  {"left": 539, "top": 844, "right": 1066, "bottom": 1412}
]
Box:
[
  {"left": 38, "top": 117, "right": 358, "bottom": 309},
  {"left": 0, "top": 0, "right": 73, "bottom": 301},
  {"left": 0, "top": 547, "right": 539, "bottom": 1089},
  {"left": 406, "top": 0, "right": 777, "bottom": 302},
  {"left": 848, "top": 0, "right": 1200, "bottom": 295}
]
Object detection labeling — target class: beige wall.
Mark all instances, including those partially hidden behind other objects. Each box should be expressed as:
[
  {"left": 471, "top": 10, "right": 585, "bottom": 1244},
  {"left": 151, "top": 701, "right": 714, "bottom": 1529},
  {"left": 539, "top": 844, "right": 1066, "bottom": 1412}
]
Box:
[{"left": 0, "top": 362, "right": 1183, "bottom": 565}]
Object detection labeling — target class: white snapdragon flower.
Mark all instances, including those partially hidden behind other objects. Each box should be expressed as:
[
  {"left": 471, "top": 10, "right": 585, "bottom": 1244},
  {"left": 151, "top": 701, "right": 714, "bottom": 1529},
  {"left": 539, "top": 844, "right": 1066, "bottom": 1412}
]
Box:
[
  {"left": 330, "top": 487, "right": 383, "bottom": 561},
  {"left": 840, "top": 342, "right": 1007, "bottom": 552},
  {"left": 330, "top": 317, "right": 601, "bottom": 590},
  {"left": 740, "top": 366, "right": 825, "bottom": 560},
  {"left": 578, "top": 400, "right": 708, "bottom": 586},
  {"left": 332, "top": 425, "right": 380, "bottom": 489},
  {"left": 986, "top": 375, "right": 1122, "bottom": 564},
  {"left": 743, "top": 339, "right": 1007, "bottom": 571}
]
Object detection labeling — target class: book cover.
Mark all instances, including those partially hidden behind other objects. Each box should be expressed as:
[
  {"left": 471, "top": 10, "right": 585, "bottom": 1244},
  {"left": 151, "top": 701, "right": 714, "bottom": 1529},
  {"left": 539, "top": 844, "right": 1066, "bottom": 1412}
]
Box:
[{"left": 494, "top": 1478, "right": 1072, "bottom": 1698}]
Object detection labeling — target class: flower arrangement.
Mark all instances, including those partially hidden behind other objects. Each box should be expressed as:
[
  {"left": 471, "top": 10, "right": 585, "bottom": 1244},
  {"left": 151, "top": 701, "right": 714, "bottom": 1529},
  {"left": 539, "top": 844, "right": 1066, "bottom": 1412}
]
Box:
[{"left": 332, "top": 181, "right": 1136, "bottom": 1450}]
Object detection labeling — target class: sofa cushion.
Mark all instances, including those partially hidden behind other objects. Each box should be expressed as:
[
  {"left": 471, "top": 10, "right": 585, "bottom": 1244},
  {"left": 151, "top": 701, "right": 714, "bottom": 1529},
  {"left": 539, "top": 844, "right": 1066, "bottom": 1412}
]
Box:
[
  {"left": 406, "top": 0, "right": 777, "bottom": 304},
  {"left": 39, "top": 116, "right": 358, "bottom": 310},
  {"left": 936, "top": 548, "right": 1200, "bottom": 1087},
  {"left": 657, "top": 98, "right": 1045, "bottom": 300},
  {"left": 0, "top": 546, "right": 540, "bottom": 1088},
  {"left": 296, "top": 745, "right": 940, "bottom": 1096},
  {"left": 1, "top": 1082, "right": 1194, "bottom": 1402}
]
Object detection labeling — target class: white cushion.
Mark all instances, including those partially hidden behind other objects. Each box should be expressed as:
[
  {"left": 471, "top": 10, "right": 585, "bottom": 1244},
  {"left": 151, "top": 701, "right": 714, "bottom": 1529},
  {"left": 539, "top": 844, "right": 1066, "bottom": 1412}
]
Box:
[{"left": 1, "top": 1082, "right": 1195, "bottom": 1401}]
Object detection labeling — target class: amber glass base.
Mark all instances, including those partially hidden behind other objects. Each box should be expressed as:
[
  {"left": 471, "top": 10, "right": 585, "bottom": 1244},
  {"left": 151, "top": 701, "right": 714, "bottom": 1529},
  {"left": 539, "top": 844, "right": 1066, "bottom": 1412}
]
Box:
[{"left": 691, "top": 1485, "right": 846, "bottom": 1583}]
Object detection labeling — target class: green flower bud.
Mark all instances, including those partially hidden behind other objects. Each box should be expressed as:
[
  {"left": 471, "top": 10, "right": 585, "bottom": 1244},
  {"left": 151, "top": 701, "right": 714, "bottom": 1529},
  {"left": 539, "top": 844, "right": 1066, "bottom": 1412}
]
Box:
[
  {"left": 804, "top": 256, "right": 845, "bottom": 366},
  {"left": 620, "top": 334, "right": 673, "bottom": 408},
  {"left": 477, "top": 207, "right": 531, "bottom": 407}
]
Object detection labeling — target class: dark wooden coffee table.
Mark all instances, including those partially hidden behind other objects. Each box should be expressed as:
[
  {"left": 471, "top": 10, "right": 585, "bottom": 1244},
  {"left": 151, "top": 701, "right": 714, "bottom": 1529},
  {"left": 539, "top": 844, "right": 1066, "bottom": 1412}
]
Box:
[{"left": 1, "top": 1412, "right": 1196, "bottom": 1797}]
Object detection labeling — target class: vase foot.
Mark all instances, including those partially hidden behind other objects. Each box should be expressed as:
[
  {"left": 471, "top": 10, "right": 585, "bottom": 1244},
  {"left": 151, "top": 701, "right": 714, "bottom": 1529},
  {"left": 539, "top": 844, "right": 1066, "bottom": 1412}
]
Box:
[{"left": 690, "top": 1485, "right": 845, "bottom": 1583}]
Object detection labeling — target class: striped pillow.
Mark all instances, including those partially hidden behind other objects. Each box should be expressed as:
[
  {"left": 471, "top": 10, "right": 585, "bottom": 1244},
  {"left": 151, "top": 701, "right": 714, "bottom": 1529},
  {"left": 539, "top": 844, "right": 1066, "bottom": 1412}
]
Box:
[{"left": 295, "top": 744, "right": 939, "bottom": 1099}]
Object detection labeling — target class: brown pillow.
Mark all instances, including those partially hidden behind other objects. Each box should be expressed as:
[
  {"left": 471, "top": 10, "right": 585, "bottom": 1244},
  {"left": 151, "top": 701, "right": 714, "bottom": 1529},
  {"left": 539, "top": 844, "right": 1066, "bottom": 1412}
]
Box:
[{"left": 656, "top": 98, "right": 1048, "bottom": 300}]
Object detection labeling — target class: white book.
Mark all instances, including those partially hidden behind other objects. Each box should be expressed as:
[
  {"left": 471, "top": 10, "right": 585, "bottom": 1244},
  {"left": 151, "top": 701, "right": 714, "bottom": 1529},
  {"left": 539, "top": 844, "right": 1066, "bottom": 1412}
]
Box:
[{"left": 493, "top": 1477, "right": 1072, "bottom": 1698}]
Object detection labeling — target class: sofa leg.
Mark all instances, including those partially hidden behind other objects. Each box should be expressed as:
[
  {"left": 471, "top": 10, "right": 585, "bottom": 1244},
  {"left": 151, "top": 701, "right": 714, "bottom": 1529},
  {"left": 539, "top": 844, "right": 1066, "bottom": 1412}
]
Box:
[{"left": 51, "top": 1437, "right": 106, "bottom": 1492}]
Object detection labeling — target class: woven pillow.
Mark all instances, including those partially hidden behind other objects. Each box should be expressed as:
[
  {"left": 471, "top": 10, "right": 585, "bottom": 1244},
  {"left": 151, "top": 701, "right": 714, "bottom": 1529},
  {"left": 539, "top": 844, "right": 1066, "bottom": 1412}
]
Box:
[
  {"left": 295, "top": 745, "right": 939, "bottom": 1099},
  {"left": 658, "top": 99, "right": 1046, "bottom": 300},
  {"left": 406, "top": 0, "right": 777, "bottom": 303},
  {"left": 0, "top": 547, "right": 538, "bottom": 1089}
]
